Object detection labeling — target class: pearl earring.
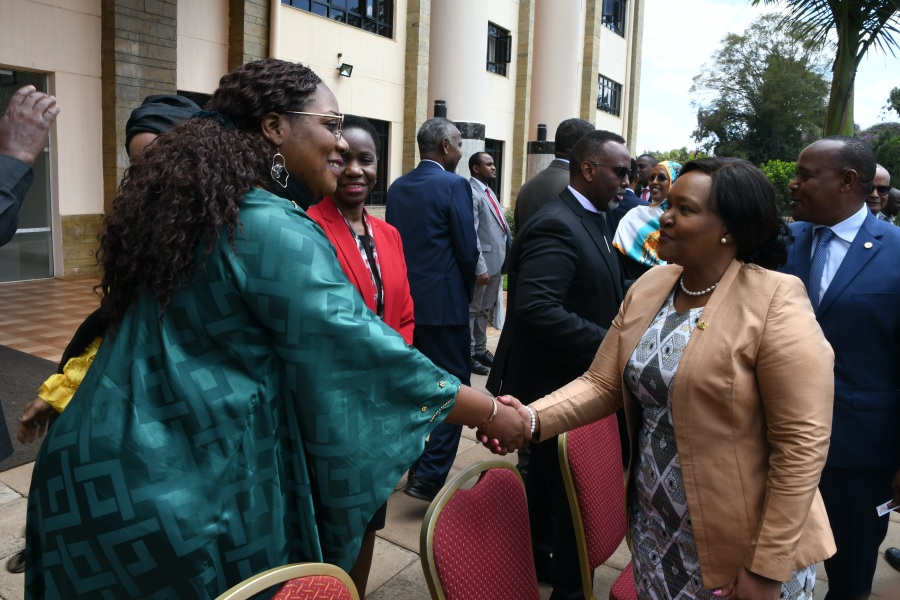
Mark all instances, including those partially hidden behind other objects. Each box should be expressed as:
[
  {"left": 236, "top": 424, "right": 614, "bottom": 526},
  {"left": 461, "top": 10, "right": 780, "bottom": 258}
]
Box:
[{"left": 720, "top": 237, "right": 727, "bottom": 244}]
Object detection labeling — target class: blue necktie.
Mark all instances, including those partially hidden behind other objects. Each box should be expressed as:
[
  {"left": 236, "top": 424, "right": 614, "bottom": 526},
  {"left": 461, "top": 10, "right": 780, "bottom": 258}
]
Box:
[{"left": 808, "top": 227, "right": 835, "bottom": 310}]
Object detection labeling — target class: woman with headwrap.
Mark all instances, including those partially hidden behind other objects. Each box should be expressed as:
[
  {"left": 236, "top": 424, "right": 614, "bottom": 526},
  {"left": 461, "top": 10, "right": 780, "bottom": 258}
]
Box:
[{"left": 612, "top": 160, "right": 682, "bottom": 279}]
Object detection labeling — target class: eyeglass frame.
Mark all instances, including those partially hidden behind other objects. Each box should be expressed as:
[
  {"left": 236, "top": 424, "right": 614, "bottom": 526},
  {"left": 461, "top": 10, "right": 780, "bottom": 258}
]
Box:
[
  {"left": 586, "top": 161, "right": 630, "bottom": 180},
  {"left": 283, "top": 111, "right": 344, "bottom": 140}
]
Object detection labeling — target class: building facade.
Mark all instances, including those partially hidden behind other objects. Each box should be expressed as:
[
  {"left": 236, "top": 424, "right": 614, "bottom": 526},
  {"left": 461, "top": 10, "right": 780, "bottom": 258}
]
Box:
[{"left": 0, "top": 0, "right": 644, "bottom": 282}]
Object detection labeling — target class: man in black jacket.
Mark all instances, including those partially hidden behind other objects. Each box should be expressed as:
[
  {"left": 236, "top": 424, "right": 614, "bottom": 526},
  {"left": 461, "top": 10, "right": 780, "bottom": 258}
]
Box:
[{"left": 487, "top": 130, "right": 630, "bottom": 600}]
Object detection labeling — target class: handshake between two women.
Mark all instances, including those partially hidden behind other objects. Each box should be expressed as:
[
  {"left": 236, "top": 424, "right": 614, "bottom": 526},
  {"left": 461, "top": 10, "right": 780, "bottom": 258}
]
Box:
[{"left": 469, "top": 394, "right": 533, "bottom": 455}]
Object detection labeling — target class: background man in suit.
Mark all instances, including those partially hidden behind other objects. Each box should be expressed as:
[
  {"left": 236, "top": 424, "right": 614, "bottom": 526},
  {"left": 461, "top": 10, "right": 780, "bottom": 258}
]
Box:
[
  {"left": 633, "top": 152, "right": 658, "bottom": 201},
  {"left": 467, "top": 151, "right": 511, "bottom": 375},
  {"left": 871, "top": 164, "right": 890, "bottom": 218},
  {"left": 487, "top": 130, "right": 630, "bottom": 600},
  {"left": 0, "top": 85, "right": 59, "bottom": 247},
  {"left": 884, "top": 187, "right": 900, "bottom": 223},
  {"left": 514, "top": 118, "right": 595, "bottom": 231},
  {"left": 385, "top": 117, "right": 479, "bottom": 502},
  {"left": 781, "top": 136, "right": 900, "bottom": 599}
]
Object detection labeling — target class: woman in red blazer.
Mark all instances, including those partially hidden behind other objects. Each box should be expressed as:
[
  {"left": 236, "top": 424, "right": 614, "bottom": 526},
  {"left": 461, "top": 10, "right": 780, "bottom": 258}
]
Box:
[
  {"left": 306, "top": 115, "right": 414, "bottom": 594},
  {"left": 307, "top": 115, "right": 414, "bottom": 345}
]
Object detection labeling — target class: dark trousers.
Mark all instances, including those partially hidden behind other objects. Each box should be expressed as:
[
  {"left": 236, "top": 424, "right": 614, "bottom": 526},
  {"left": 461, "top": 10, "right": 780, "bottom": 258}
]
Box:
[
  {"left": 408, "top": 324, "right": 471, "bottom": 486},
  {"left": 820, "top": 465, "right": 894, "bottom": 600},
  {"left": 527, "top": 435, "right": 586, "bottom": 600}
]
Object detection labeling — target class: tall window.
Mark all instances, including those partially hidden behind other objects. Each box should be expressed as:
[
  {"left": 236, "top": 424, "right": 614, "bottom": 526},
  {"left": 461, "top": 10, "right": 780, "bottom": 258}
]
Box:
[
  {"left": 282, "top": 0, "right": 394, "bottom": 39},
  {"left": 484, "top": 139, "right": 504, "bottom": 200},
  {"left": 602, "top": 0, "right": 627, "bottom": 37},
  {"left": 597, "top": 75, "right": 622, "bottom": 117},
  {"left": 486, "top": 23, "right": 512, "bottom": 77},
  {"left": 367, "top": 118, "right": 390, "bottom": 206}
]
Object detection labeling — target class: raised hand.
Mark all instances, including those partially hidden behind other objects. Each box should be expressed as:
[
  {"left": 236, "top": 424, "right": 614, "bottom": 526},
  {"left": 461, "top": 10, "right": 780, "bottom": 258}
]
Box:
[{"left": 0, "top": 85, "right": 60, "bottom": 166}]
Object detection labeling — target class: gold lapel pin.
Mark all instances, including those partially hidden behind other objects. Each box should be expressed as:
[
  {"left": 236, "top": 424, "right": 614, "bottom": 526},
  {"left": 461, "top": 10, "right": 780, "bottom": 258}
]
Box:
[
  {"left": 698, "top": 321, "right": 708, "bottom": 330},
  {"left": 864, "top": 242, "right": 873, "bottom": 249}
]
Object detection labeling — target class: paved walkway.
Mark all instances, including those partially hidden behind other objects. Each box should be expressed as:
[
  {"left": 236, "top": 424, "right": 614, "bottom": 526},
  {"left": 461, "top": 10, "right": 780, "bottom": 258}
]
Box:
[{"left": 1, "top": 278, "right": 899, "bottom": 599}]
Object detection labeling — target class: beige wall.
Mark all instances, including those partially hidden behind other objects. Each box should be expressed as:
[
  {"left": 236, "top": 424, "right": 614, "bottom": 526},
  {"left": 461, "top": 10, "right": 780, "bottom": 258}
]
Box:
[
  {"left": 0, "top": 0, "right": 103, "bottom": 274},
  {"left": 594, "top": 26, "right": 629, "bottom": 133},
  {"left": 277, "top": 2, "right": 409, "bottom": 184},
  {"left": 178, "top": 0, "right": 230, "bottom": 94}
]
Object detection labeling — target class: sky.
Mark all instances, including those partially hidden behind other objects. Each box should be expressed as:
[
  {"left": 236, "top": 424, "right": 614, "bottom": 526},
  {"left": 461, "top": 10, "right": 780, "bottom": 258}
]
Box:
[{"left": 634, "top": 0, "right": 900, "bottom": 153}]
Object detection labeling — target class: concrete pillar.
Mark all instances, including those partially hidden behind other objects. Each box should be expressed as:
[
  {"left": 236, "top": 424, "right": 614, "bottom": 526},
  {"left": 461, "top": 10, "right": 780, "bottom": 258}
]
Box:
[
  {"left": 428, "top": 0, "right": 487, "bottom": 174},
  {"left": 228, "top": 0, "right": 270, "bottom": 70},
  {"left": 402, "top": 0, "right": 431, "bottom": 172},
  {"left": 100, "top": 0, "right": 177, "bottom": 216},
  {"left": 525, "top": 0, "right": 586, "bottom": 179}
]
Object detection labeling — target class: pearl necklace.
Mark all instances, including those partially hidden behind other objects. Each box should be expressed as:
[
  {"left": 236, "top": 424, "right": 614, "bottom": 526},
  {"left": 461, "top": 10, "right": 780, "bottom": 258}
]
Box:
[{"left": 679, "top": 276, "right": 718, "bottom": 297}]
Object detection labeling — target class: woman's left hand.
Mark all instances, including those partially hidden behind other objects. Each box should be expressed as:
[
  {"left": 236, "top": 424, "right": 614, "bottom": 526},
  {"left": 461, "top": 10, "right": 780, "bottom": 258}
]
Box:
[
  {"left": 714, "top": 567, "right": 780, "bottom": 600},
  {"left": 477, "top": 398, "right": 530, "bottom": 455}
]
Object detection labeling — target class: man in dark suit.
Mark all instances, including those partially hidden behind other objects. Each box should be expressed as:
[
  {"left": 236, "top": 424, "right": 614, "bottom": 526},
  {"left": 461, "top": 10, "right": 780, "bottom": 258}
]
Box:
[
  {"left": 513, "top": 118, "right": 595, "bottom": 231},
  {"left": 780, "top": 136, "right": 900, "bottom": 600},
  {"left": 385, "top": 117, "right": 479, "bottom": 502},
  {"left": 633, "top": 152, "right": 657, "bottom": 202},
  {"left": 487, "top": 130, "right": 630, "bottom": 600}
]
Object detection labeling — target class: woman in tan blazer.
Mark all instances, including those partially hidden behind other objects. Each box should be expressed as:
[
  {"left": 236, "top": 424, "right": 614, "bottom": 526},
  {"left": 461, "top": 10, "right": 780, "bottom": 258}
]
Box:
[{"left": 497, "top": 158, "right": 836, "bottom": 599}]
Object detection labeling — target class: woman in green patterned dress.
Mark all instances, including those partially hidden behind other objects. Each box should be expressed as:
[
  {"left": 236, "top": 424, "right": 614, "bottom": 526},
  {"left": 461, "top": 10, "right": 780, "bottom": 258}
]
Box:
[{"left": 25, "top": 59, "right": 524, "bottom": 599}]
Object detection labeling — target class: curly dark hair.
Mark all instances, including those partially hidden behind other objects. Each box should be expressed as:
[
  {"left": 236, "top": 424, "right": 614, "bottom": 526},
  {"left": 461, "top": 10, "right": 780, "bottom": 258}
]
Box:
[
  {"left": 98, "top": 59, "right": 322, "bottom": 330},
  {"left": 681, "top": 157, "right": 792, "bottom": 270}
]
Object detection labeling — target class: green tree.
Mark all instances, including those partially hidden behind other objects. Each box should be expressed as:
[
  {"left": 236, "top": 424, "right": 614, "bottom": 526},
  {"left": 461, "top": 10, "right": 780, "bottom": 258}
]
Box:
[
  {"left": 859, "top": 121, "right": 900, "bottom": 179},
  {"left": 760, "top": 159, "right": 797, "bottom": 215},
  {"left": 691, "top": 14, "right": 830, "bottom": 163},
  {"left": 752, "top": 0, "right": 900, "bottom": 136},
  {"left": 641, "top": 147, "right": 710, "bottom": 165},
  {"left": 888, "top": 87, "right": 900, "bottom": 117}
]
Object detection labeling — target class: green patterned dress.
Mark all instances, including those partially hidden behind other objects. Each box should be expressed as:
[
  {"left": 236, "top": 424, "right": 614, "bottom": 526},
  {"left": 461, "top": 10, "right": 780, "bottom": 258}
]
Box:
[{"left": 25, "top": 188, "right": 458, "bottom": 598}]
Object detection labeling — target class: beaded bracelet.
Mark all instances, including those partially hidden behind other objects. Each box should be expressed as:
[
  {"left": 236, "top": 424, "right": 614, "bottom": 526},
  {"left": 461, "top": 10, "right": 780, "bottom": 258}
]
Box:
[{"left": 524, "top": 406, "right": 537, "bottom": 436}]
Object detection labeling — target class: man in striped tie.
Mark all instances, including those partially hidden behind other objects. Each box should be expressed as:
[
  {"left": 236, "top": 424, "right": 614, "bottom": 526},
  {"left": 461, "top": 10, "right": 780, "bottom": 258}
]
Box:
[{"left": 467, "top": 151, "right": 511, "bottom": 375}]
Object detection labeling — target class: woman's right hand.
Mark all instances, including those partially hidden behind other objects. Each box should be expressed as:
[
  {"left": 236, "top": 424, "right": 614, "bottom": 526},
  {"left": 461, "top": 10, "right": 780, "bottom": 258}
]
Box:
[
  {"left": 16, "top": 397, "right": 54, "bottom": 444},
  {"left": 477, "top": 395, "right": 531, "bottom": 454}
]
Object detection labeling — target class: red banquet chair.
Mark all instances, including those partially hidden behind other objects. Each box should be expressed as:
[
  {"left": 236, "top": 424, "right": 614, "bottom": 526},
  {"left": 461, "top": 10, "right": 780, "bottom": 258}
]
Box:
[
  {"left": 214, "top": 562, "right": 359, "bottom": 600},
  {"left": 420, "top": 460, "right": 541, "bottom": 600},
  {"left": 559, "top": 414, "right": 638, "bottom": 600}
]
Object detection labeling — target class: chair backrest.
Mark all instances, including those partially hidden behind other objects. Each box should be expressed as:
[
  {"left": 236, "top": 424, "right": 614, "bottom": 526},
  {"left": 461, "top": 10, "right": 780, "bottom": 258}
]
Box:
[
  {"left": 421, "top": 460, "right": 541, "bottom": 600},
  {"left": 559, "top": 414, "right": 628, "bottom": 597},
  {"left": 214, "top": 562, "right": 359, "bottom": 600}
]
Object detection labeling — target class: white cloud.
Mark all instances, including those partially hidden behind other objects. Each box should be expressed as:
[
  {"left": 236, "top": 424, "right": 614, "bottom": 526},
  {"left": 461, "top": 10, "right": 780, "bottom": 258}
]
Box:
[{"left": 634, "top": 0, "right": 899, "bottom": 153}]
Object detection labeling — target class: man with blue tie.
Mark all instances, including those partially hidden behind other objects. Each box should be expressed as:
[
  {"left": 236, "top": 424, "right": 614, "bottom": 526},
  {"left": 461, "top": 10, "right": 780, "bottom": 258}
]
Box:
[
  {"left": 781, "top": 136, "right": 900, "bottom": 599},
  {"left": 386, "top": 117, "right": 479, "bottom": 502}
]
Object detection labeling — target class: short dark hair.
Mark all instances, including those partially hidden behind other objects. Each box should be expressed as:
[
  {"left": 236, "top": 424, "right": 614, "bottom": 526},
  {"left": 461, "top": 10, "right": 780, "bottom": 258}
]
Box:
[
  {"left": 681, "top": 157, "right": 790, "bottom": 269},
  {"left": 555, "top": 118, "right": 595, "bottom": 156},
  {"left": 637, "top": 153, "right": 658, "bottom": 166},
  {"left": 417, "top": 117, "right": 458, "bottom": 154},
  {"left": 342, "top": 115, "right": 380, "bottom": 159},
  {"left": 468, "top": 151, "right": 491, "bottom": 173},
  {"left": 821, "top": 135, "right": 877, "bottom": 195},
  {"left": 569, "top": 130, "right": 627, "bottom": 176}
]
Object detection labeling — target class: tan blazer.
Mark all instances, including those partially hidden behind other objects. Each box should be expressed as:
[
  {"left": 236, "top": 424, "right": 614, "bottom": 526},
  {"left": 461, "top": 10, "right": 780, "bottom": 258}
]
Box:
[{"left": 531, "top": 259, "right": 836, "bottom": 586}]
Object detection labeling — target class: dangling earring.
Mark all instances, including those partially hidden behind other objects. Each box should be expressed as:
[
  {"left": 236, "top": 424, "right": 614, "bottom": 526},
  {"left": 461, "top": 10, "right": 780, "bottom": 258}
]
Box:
[
  {"left": 271, "top": 149, "right": 289, "bottom": 189},
  {"left": 720, "top": 237, "right": 727, "bottom": 244}
]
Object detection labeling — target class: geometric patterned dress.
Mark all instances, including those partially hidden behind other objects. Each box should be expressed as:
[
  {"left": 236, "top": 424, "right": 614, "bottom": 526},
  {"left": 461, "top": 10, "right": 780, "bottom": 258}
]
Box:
[
  {"left": 624, "top": 292, "right": 816, "bottom": 599},
  {"left": 25, "top": 188, "right": 460, "bottom": 598}
]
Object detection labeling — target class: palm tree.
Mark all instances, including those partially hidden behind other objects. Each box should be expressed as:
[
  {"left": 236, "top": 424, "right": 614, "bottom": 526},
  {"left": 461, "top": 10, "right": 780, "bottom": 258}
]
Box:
[{"left": 751, "top": 0, "right": 900, "bottom": 135}]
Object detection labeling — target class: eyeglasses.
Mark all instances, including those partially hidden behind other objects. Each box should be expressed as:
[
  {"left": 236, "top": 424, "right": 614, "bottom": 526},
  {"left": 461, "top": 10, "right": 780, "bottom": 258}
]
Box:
[
  {"left": 587, "top": 162, "right": 630, "bottom": 179},
  {"left": 647, "top": 173, "right": 669, "bottom": 183},
  {"left": 284, "top": 111, "right": 344, "bottom": 140},
  {"left": 876, "top": 184, "right": 891, "bottom": 196}
]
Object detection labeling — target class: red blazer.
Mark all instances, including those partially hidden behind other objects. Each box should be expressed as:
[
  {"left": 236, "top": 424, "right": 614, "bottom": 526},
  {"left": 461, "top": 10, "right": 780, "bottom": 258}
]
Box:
[{"left": 307, "top": 197, "right": 415, "bottom": 344}]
